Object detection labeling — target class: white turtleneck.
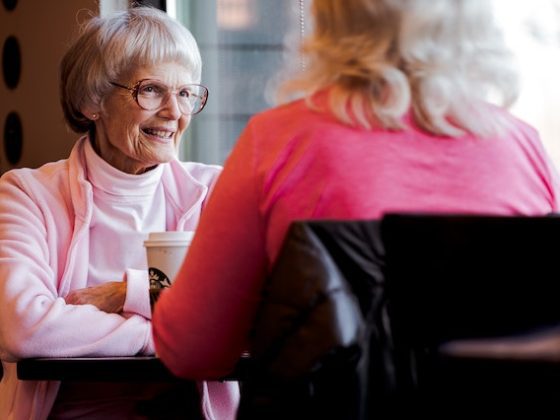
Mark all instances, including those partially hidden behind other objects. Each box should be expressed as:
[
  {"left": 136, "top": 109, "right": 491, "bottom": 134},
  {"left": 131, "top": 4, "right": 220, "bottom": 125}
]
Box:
[{"left": 84, "top": 138, "right": 166, "bottom": 286}]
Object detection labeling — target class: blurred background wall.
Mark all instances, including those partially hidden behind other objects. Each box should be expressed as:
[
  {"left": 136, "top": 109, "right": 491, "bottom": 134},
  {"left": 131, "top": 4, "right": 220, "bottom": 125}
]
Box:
[{"left": 0, "top": 0, "right": 133, "bottom": 174}]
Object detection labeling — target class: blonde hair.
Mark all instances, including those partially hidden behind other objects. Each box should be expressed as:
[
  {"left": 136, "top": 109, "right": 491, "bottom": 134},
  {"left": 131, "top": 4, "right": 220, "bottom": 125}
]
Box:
[
  {"left": 60, "top": 6, "right": 202, "bottom": 133},
  {"left": 279, "top": 0, "right": 519, "bottom": 137}
]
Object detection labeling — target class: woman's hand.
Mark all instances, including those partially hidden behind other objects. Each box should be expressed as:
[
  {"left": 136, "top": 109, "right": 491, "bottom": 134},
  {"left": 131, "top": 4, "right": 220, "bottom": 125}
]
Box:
[{"left": 66, "top": 281, "right": 127, "bottom": 314}]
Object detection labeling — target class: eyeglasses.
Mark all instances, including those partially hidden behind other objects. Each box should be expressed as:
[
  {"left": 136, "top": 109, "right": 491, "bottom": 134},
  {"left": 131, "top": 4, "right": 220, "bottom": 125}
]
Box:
[{"left": 110, "top": 79, "right": 209, "bottom": 115}]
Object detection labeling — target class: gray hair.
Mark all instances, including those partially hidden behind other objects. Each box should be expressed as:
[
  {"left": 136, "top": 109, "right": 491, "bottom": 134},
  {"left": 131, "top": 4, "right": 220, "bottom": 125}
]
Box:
[
  {"left": 60, "top": 6, "right": 202, "bottom": 133},
  {"left": 279, "top": 0, "right": 519, "bottom": 137}
]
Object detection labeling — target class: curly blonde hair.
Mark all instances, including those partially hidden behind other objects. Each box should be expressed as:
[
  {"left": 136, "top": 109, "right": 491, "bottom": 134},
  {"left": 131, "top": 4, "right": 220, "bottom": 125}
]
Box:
[{"left": 280, "top": 0, "right": 519, "bottom": 137}]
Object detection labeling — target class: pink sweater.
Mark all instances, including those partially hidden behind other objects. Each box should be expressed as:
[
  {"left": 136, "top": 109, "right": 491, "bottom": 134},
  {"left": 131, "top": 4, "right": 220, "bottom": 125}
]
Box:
[
  {"left": 0, "top": 137, "right": 238, "bottom": 419},
  {"left": 153, "top": 98, "right": 560, "bottom": 379}
]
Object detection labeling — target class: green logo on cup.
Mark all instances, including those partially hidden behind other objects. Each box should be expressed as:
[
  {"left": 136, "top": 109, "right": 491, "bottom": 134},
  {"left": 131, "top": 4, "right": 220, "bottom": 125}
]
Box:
[{"left": 149, "top": 267, "right": 172, "bottom": 289}]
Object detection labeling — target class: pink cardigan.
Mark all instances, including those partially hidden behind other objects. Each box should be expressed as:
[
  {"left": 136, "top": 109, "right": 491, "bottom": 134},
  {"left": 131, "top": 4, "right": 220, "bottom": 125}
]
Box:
[
  {"left": 153, "top": 98, "right": 560, "bottom": 379},
  {"left": 0, "top": 137, "right": 238, "bottom": 420}
]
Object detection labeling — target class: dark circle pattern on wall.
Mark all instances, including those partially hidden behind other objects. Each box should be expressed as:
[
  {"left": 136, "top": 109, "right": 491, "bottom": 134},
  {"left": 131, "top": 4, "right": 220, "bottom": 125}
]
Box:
[
  {"left": 2, "top": 36, "right": 21, "bottom": 89},
  {"left": 4, "top": 111, "right": 23, "bottom": 165},
  {"left": 2, "top": 0, "right": 17, "bottom": 11}
]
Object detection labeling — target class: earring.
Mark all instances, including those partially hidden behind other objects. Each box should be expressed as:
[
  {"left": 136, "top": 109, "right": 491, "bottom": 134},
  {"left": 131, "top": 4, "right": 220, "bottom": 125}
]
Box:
[{"left": 91, "top": 113, "right": 98, "bottom": 120}]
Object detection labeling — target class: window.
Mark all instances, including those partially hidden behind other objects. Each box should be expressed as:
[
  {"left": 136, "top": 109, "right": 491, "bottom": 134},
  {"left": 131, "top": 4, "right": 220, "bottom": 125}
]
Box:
[
  {"left": 171, "top": 0, "right": 308, "bottom": 164},
  {"left": 493, "top": 0, "right": 560, "bottom": 168}
]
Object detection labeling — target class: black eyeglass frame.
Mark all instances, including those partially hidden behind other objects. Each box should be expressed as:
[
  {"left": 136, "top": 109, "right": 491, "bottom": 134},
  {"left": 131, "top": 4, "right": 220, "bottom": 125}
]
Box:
[{"left": 110, "top": 79, "right": 209, "bottom": 115}]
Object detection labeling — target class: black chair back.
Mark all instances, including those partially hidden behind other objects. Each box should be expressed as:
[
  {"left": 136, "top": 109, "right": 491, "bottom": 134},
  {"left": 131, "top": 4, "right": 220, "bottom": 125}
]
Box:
[
  {"left": 239, "top": 214, "right": 560, "bottom": 418},
  {"left": 382, "top": 213, "right": 560, "bottom": 410}
]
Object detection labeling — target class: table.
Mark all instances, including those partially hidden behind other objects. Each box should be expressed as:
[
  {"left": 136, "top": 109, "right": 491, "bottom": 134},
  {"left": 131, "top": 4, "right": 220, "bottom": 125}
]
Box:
[
  {"left": 17, "top": 356, "right": 248, "bottom": 382},
  {"left": 17, "top": 356, "right": 181, "bottom": 382},
  {"left": 16, "top": 356, "right": 248, "bottom": 418}
]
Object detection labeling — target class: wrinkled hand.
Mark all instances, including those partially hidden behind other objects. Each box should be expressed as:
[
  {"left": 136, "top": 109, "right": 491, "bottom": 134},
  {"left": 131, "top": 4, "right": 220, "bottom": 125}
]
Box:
[{"left": 66, "top": 281, "right": 127, "bottom": 314}]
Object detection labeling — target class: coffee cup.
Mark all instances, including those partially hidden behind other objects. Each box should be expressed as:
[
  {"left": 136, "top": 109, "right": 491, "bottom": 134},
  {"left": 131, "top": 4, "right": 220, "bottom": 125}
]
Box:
[{"left": 144, "top": 231, "right": 195, "bottom": 289}]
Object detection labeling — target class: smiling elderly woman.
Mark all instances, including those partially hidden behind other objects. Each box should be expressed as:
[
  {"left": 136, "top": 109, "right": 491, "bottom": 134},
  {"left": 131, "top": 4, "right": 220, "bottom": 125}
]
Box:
[{"left": 0, "top": 6, "right": 237, "bottom": 420}]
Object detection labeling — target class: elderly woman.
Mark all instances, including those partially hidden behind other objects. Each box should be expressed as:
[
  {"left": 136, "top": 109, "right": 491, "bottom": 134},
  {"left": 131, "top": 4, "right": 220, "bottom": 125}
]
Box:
[
  {"left": 153, "top": 0, "right": 560, "bottom": 380},
  {"left": 0, "top": 6, "right": 237, "bottom": 420}
]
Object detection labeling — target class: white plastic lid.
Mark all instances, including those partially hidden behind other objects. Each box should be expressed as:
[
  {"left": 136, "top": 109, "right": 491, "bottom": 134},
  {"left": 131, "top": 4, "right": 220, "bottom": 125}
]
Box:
[{"left": 144, "top": 231, "right": 195, "bottom": 247}]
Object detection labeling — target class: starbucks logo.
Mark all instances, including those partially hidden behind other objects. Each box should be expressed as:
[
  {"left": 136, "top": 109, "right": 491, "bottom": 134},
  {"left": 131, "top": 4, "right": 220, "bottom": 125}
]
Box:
[{"left": 149, "top": 267, "right": 172, "bottom": 289}]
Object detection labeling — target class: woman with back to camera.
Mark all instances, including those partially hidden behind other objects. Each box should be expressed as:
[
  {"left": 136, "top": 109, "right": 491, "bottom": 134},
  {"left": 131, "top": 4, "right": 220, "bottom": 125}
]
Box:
[
  {"left": 0, "top": 6, "right": 238, "bottom": 420},
  {"left": 152, "top": 0, "right": 560, "bottom": 384}
]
